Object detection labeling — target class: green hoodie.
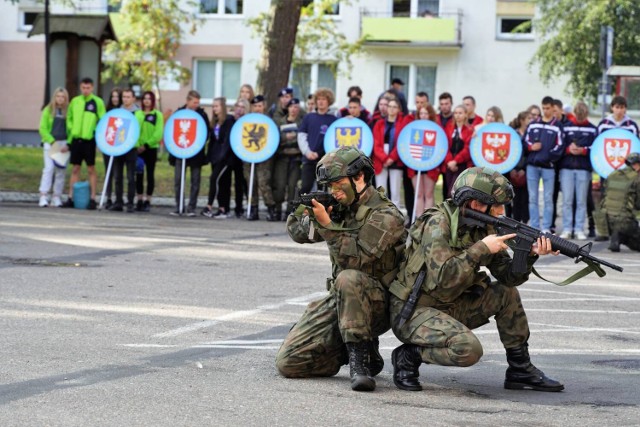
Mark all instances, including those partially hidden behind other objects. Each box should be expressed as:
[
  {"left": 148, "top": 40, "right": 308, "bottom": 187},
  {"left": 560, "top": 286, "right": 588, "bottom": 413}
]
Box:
[
  {"left": 66, "top": 94, "right": 106, "bottom": 142},
  {"left": 135, "top": 109, "right": 164, "bottom": 149},
  {"left": 39, "top": 106, "right": 69, "bottom": 144}
]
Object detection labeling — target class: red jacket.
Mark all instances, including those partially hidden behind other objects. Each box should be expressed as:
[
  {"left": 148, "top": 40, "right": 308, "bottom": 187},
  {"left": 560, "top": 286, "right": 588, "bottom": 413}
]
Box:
[
  {"left": 442, "top": 123, "right": 473, "bottom": 173},
  {"left": 372, "top": 113, "right": 406, "bottom": 175}
]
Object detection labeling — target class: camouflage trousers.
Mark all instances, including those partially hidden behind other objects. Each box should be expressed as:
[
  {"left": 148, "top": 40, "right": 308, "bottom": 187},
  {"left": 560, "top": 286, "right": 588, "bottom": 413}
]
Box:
[
  {"left": 607, "top": 215, "right": 640, "bottom": 251},
  {"left": 243, "top": 159, "right": 274, "bottom": 207},
  {"left": 276, "top": 269, "right": 390, "bottom": 378},
  {"left": 390, "top": 284, "right": 529, "bottom": 367}
]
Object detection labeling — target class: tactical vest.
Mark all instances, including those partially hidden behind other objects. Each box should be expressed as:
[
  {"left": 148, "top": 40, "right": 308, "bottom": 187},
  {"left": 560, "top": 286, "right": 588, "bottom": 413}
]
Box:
[
  {"left": 389, "top": 200, "right": 464, "bottom": 301},
  {"left": 603, "top": 168, "right": 638, "bottom": 217},
  {"left": 328, "top": 187, "right": 406, "bottom": 288}
]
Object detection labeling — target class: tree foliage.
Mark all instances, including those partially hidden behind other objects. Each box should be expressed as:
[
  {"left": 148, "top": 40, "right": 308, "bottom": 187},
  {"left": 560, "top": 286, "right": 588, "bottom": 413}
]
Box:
[
  {"left": 249, "top": 0, "right": 366, "bottom": 102},
  {"left": 101, "top": 0, "right": 201, "bottom": 109},
  {"left": 531, "top": 0, "right": 640, "bottom": 100}
]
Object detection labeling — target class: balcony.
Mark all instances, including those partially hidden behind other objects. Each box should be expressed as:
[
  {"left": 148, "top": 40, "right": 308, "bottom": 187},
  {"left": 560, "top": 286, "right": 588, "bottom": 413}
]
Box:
[{"left": 360, "top": 9, "right": 462, "bottom": 48}]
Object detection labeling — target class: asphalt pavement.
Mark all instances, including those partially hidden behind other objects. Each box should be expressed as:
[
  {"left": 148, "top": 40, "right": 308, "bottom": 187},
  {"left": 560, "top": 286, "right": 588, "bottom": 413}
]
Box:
[{"left": 0, "top": 202, "right": 639, "bottom": 426}]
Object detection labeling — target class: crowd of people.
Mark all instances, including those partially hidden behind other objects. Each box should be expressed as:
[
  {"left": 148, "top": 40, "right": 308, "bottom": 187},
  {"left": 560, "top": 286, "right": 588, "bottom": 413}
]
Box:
[{"left": 37, "top": 77, "right": 640, "bottom": 251}]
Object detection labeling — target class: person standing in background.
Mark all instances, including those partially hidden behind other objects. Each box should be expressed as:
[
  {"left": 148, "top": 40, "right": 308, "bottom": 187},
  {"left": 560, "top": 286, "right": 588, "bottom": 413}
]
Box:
[
  {"left": 202, "top": 97, "right": 235, "bottom": 219},
  {"left": 62, "top": 77, "right": 106, "bottom": 209},
  {"left": 134, "top": 91, "right": 163, "bottom": 212},
  {"left": 297, "top": 88, "right": 337, "bottom": 194},
  {"left": 110, "top": 88, "right": 139, "bottom": 212},
  {"left": 38, "top": 87, "right": 69, "bottom": 208},
  {"left": 102, "top": 87, "right": 122, "bottom": 209}
]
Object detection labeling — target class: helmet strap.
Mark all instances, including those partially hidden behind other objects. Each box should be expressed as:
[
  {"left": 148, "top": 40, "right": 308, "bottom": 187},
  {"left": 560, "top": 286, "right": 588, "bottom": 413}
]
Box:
[{"left": 349, "top": 176, "right": 369, "bottom": 206}]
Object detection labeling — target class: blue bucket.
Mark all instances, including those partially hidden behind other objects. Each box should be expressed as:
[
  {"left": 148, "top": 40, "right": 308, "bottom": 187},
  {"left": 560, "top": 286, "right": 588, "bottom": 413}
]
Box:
[{"left": 73, "top": 181, "right": 90, "bottom": 209}]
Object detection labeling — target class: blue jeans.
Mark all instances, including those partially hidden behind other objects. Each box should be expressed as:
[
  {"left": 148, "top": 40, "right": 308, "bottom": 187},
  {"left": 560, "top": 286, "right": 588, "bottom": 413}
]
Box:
[
  {"left": 526, "top": 165, "right": 555, "bottom": 230},
  {"left": 560, "top": 168, "right": 590, "bottom": 233}
]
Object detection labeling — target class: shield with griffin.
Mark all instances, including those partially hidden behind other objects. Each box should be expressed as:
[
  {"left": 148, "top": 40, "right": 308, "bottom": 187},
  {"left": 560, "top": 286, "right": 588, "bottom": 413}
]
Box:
[{"left": 242, "top": 123, "right": 268, "bottom": 153}]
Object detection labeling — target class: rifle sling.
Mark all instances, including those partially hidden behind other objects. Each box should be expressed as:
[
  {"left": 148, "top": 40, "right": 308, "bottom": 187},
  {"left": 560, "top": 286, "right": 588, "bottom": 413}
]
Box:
[{"left": 531, "top": 258, "right": 606, "bottom": 286}]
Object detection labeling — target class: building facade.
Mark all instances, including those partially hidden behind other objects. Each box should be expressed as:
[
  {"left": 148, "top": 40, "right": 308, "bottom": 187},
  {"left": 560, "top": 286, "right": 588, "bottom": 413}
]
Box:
[{"left": 0, "top": 0, "right": 568, "bottom": 144}]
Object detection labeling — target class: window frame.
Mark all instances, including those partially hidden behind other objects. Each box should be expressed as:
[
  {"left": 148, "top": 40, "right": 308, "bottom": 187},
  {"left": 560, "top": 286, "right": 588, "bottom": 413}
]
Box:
[
  {"left": 289, "top": 62, "right": 337, "bottom": 105},
  {"left": 192, "top": 58, "right": 241, "bottom": 106},
  {"left": 18, "top": 8, "right": 42, "bottom": 32},
  {"left": 496, "top": 16, "right": 534, "bottom": 41},
  {"left": 198, "top": 0, "right": 244, "bottom": 17},
  {"left": 391, "top": 0, "right": 440, "bottom": 18},
  {"left": 386, "top": 63, "right": 438, "bottom": 111}
]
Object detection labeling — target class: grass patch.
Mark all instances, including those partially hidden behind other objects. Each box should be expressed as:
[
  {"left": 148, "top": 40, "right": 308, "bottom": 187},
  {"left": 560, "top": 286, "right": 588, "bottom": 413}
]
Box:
[{"left": 0, "top": 146, "right": 176, "bottom": 195}]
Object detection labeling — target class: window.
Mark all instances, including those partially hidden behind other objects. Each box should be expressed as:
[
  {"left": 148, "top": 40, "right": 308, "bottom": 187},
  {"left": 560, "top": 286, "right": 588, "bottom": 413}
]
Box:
[
  {"left": 388, "top": 64, "right": 437, "bottom": 110},
  {"left": 392, "top": 0, "right": 439, "bottom": 18},
  {"left": 302, "top": 0, "right": 339, "bottom": 15},
  {"left": 496, "top": 17, "right": 533, "bottom": 40},
  {"left": 290, "top": 63, "right": 336, "bottom": 103},
  {"left": 199, "top": 0, "right": 243, "bottom": 15},
  {"left": 193, "top": 59, "right": 241, "bottom": 104},
  {"left": 18, "top": 9, "right": 41, "bottom": 31}
]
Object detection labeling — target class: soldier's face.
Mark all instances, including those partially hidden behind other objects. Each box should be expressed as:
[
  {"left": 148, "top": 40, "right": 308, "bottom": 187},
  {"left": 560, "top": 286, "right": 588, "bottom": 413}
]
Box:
[{"left": 328, "top": 177, "right": 355, "bottom": 206}]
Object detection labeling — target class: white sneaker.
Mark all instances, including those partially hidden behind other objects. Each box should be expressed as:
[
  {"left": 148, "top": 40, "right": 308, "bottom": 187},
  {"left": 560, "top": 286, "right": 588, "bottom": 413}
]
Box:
[
  {"left": 52, "top": 196, "right": 62, "bottom": 207},
  {"left": 559, "top": 231, "right": 572, "bottom": 239},
  {"left": 38, "top": 195, "right": 49, "bottom": 207},
  {"left": 574, "top": 231, "right": 587, "bottom": 240}
]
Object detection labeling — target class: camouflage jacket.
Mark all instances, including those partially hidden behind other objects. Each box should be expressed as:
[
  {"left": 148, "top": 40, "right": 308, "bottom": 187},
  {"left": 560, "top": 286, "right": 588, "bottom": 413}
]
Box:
[
  {"left": 390, "top": 200, "right": 539, "bottom": 305},
  {"left": 287, "top": 186, "right": 407, "bottom": 286}
]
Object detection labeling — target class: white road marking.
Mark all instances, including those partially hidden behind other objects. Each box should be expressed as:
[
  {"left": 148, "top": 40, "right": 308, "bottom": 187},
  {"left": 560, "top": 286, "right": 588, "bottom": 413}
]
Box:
[
  {"left": 0, "top": 309, "right": 93, "bottom": 321},
  {"left": 153, "top": 291, "right": 326, "bottom": 338}
]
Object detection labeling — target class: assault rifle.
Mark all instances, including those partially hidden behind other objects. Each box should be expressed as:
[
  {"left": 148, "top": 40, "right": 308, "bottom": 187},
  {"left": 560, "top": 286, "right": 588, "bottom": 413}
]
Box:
[
  {"left": 461, "top": 207, "right": 623, "bottom": 275},
  {"left": 293, "top": 191, "right": 344, "bottom": 223}
]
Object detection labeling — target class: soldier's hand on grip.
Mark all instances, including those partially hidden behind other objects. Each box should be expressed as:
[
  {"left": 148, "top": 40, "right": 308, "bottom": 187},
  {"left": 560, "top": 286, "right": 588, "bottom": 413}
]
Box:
[
  {"left": 482, "top": 233, "right": 517, "bottom": 254},
  {"left": 311, "top": 198, "right": 332, "bottom": 227}
]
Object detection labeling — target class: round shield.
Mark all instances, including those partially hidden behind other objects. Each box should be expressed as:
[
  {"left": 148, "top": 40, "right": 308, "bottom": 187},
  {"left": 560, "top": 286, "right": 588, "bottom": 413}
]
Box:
[
  {"left": 396, "top": 120, "right": 448, "bottom": 172},
  {"left": 163, "top": 109, "right": 208, "bottom": 160},
  {"left": 230, "top": 113, "right": 279, "bottom": 163},
  {"left": 95, "top": 108, "right": 140, "bottom": 157},
  {"left": 470, "top": 123, "right": 523, "bottom": 174},
  {"left": 591, "top": 129, "right": 640, "bottom": 178},
  {"left": 323, "top": 117, "right": 373, "bottom": 157}
]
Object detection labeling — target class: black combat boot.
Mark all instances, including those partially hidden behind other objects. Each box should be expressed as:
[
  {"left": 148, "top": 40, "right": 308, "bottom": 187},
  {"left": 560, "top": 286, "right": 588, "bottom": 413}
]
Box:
[
  {"left": 266, "top": 205, "right": 279, "bottom": 222},
  {"left": 369, "top": 337, "right": 384, "bottom": 377},
  {"left": 346, "top": 342, "right": 376, "bottom": 392},
  {"left": 505, "top": 344, "right": 564, "bottom": 392},
  {"left": 247, "top": 206, "right": 259, "bottom": 221},
  {"left": 391, "top": 344, "right": 423, "bottom": 391},
  {"left": 608, "top": 231, "right": 620, "bottom": 252}
]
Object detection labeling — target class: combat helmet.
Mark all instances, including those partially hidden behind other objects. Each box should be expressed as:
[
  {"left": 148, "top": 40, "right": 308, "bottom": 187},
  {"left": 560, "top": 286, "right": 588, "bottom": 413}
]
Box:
[
  {"left": 316, "top": 147, "right": 374, "bottom": 185},
  {"left": 452, "top": 166, "right": 514, "bottom": 206},
  {"left": 625, "top": 152, "right": 640, "bottom": 166}
]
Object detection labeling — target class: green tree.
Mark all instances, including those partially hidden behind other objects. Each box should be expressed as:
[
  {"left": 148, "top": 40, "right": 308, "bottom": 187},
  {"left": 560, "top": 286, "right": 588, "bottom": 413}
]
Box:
[
  {"left": 531, "top": 0, "right": 640, "bottom": 100},
  {"left": 249, "top": 0, "right": 365, "bottom": 106},
  {"left": 101, "top": 0, "right": 201, "bottom": 110}
]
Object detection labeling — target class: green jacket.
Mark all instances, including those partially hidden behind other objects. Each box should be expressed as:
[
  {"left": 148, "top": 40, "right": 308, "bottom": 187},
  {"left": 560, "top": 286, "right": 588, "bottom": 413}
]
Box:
[
  {"left": 39, "top": 107, "right": 68, "bottom": 144},
  {"left": 286, "top": 185, "right": 407, "bottom": 286},
  {"left": 135, "top": 110, "right": 164, "bottom": 149},
  {"left": 603, "top": 167, "right": 640, "bottom": 218},
  {"left": 390, "top": 200, "right": 538, "bottom": 305},
  {"left": 66, "top": 94, "right": 106, "bottom": 142}
]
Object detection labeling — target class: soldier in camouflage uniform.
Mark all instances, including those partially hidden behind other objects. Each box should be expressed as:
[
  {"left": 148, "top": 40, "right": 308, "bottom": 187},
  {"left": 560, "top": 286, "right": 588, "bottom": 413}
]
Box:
[
  {"left": 276, "top": 147, "right": 407, "bottom": 392},
  {"left": 389, "top": 166, "right": 564, "bottom": 392},
  {"left": 601, "top": 152, "right": 640, "bottom": 252}
]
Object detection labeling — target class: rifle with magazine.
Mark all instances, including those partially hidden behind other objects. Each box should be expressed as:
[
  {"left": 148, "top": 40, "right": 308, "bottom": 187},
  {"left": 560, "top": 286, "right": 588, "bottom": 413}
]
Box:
[{"left": 460, "top": 207, "right": 623, "bottom": 284}]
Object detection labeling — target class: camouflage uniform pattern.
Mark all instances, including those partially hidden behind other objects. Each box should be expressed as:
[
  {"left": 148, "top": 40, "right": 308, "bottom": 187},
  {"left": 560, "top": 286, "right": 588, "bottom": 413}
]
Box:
[
  {"left": 243, "top": 159, "right": 275, "bottom": 207},
  {"left": 603, "top": 166, "right": 640, "bottom": 251},
  {"left": 276, "top": 185, "right": 407, "bottom": 378},
  {"left": 389, "top": 200, "right": 539, "bottom": 367}
]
